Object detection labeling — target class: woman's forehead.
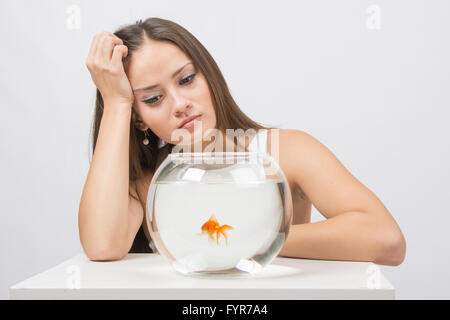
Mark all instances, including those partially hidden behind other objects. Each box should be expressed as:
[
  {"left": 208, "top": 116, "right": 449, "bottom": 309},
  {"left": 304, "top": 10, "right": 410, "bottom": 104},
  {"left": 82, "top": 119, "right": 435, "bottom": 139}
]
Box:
[
  {"left": 129, "top": 40, "right": 188, "bottom": 73},
  {"left": 127, "top": 40, "right": 191, "bottom": 88}
]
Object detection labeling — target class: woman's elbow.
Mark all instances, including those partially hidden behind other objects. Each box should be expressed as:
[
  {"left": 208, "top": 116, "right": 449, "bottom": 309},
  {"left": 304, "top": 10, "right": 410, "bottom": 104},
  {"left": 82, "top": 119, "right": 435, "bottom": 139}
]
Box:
[
  {"left": 374, "top": 229, "right": 407, "bottom": 266},
  {"left": 82, "top": 241, "right": 127, "bottom": 262}
]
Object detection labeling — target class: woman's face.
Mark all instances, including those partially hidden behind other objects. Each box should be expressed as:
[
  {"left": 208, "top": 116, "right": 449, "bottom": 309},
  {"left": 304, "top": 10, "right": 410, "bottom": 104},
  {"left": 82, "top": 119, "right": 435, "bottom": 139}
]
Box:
[{"left": 126, "top": 39, "right": 217, "bottom": 147}]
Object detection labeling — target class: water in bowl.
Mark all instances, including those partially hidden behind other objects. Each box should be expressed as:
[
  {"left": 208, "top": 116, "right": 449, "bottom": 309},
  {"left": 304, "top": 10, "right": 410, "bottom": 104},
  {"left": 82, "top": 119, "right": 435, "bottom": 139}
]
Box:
[{"left": 149, "top": 179, "right": 287, "bottom": 278}]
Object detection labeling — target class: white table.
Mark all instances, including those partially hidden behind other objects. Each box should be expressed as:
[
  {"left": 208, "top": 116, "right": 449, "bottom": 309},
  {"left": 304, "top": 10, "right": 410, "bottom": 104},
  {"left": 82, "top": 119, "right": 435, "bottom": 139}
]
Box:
[{"left": 9, "top": 253, "right": 395, "bottom": 300}]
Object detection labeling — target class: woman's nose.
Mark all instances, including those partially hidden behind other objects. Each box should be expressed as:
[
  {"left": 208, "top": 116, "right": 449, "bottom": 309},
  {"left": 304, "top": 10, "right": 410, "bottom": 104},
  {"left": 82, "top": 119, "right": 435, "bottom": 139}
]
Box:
[
  {"left": 171, "top": 91, "right": 189, "bottom": 115},
  {"left": 171, "top": 92, "right": 192, "bottom": 116}
]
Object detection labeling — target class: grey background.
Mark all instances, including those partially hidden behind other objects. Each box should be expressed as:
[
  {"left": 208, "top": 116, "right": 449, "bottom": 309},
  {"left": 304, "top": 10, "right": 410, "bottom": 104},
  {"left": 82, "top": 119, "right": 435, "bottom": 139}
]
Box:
[{"left": 1, "top": 0, "right": 449, "bottom": 299}]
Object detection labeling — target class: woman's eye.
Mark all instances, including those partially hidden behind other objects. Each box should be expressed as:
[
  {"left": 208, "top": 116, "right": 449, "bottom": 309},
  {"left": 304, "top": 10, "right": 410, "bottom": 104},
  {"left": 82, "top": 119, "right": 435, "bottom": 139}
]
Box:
[
  {"left": 180, "top": 74, "right": 196, "bottom": 85},
  {"left": 143, "top": 95, "right": 161, "bottom": 105},
  {"left": 142, "top": 74, "right": 196, "bottom": 105}
]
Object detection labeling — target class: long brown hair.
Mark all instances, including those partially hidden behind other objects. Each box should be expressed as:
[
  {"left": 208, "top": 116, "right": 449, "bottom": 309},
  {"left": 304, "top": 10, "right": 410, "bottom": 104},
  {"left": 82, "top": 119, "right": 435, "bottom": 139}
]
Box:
[{"left": 89, "top": 17, "right": 277, "bottom": 253}]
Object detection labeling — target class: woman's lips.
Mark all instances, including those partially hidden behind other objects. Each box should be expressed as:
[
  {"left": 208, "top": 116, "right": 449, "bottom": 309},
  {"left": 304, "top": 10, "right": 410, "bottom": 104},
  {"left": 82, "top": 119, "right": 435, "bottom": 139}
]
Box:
[{"left": 180, "top": 115, "right": 201, "bottom": 129}]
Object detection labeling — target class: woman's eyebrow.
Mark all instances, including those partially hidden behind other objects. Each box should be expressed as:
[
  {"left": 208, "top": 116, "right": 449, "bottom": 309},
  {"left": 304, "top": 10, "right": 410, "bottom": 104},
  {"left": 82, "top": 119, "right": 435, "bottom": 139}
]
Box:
[{"left": 133, "top": 62, "right": 193, "bottom": 92}]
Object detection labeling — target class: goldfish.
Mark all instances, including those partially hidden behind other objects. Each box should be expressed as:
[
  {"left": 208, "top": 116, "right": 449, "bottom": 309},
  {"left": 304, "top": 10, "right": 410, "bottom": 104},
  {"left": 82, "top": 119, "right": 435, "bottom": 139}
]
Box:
[{"left": 197, "top": 214, "right": 233, "bottom": 246}]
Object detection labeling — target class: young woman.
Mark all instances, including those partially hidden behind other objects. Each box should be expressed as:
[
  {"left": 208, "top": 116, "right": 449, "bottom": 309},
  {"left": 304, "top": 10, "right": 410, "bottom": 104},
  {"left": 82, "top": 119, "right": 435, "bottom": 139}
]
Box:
[{"left": 79, "top": 17, "right": 406, "bottom": 266}]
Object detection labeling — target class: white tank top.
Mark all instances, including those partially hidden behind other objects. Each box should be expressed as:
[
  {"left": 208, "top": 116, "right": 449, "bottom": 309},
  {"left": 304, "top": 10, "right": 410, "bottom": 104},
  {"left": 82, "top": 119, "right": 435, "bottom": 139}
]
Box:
[{"left": 247, "top": 129, "right": 268, "bottom": 154}]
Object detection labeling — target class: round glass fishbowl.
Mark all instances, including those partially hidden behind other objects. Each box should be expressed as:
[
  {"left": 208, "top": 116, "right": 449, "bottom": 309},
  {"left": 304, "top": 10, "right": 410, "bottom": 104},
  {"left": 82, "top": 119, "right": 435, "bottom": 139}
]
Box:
[{"left": 146, "top": 152, "right": 293, "bottom": 278}]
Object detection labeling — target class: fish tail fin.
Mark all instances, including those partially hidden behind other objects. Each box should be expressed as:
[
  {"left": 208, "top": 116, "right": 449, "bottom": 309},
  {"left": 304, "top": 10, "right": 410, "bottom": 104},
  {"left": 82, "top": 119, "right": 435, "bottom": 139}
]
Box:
[{"left": 217, "top": 228, "right": 230, "bottom": 247}]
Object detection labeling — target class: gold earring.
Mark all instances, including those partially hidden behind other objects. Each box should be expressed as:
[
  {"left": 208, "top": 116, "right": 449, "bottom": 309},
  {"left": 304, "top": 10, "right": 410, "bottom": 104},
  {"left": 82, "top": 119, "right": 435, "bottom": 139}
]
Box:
[{"left": 142, "top": 130, "right": 149, "bottom": 145}]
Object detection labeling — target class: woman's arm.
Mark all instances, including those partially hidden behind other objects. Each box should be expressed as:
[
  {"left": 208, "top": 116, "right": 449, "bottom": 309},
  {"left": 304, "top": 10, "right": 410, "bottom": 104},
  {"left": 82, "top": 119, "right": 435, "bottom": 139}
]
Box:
[
  {"left": 277, "top": 130, "right": 406, "bottom": 266},
  {"left": 79, "top": 32, "right": 142, "bottom": 261},
  {"left": 78, "top": 106, "right": 138, "bottom": 261}
]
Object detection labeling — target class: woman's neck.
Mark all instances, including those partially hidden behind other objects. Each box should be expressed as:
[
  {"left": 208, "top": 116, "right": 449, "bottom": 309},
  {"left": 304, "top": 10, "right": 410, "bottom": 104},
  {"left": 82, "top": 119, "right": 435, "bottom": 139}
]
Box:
[{"left": 171, "top": 130, "right": 258, "bottom": 153}]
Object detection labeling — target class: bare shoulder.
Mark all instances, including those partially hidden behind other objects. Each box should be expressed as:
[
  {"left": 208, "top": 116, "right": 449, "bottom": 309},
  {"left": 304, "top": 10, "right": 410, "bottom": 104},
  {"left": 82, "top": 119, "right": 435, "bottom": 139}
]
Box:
[
  {"left": 268, "top": 128, "right": 316, "bottom": 172},
  {"left": 274, "top": 128, "right": 345, "bottom": 181},
  {"left": 267, "top": 128, "right": 315, "bottom": 191},
  {"left": 275, "top": 128, "right": 389, "bottom": 219},
  {"left": 276, "top": 128, "right": 314, "bottom": 145},
  {"left": 274, "top": 128, "right": 330, "bottom": 162}
]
